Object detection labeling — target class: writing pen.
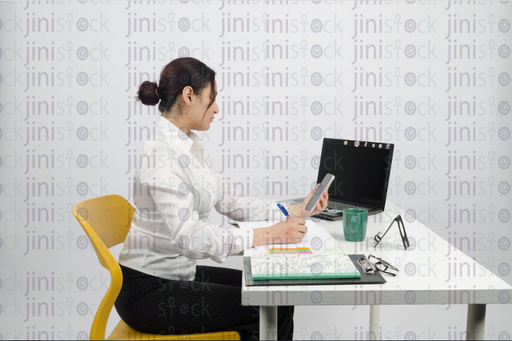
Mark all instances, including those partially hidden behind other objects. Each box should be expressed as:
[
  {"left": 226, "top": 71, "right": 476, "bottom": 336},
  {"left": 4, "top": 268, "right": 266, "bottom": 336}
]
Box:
[{"left": 277, "top": 203, "right": 290, "bottom": 219}]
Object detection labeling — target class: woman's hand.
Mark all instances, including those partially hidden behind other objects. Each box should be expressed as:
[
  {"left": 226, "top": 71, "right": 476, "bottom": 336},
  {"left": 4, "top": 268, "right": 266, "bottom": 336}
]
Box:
[
  {"left": 287, "top": 184, "right": 329, "bottom": 218},
  {"left": 252, "top": 218, "right": 307, "bottom": 247}
]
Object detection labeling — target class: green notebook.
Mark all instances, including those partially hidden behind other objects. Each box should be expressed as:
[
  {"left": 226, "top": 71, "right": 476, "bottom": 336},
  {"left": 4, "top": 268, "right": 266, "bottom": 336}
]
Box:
[{"left": 250, "top": 252, "right": 361, "bottom": 280}]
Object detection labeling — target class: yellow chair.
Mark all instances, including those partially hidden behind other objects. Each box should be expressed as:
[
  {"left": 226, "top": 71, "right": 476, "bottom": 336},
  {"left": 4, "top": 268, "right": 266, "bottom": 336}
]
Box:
[{"left": 72, "top": 194, "right": 240, "bottom": 340}]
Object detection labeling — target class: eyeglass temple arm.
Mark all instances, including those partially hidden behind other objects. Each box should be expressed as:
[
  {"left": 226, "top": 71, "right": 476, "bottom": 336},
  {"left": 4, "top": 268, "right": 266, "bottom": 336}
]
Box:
[{"left": 384, "top": 262, "right": 399, "bottom": 272}]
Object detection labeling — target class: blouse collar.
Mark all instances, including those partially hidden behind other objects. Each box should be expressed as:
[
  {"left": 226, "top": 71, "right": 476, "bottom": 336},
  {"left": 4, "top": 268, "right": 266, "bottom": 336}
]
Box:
[{"left": 156, "top": 116, "right": 204, "bottom": 153}]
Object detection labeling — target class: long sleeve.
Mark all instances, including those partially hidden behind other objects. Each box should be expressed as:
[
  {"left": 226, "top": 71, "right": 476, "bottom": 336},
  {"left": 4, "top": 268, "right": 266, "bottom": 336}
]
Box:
[
  {"left": 212, "top": 162, "right": 272, "bottom": 222},
  {"left": 142, "top": 150, "right": 254, "bottom": 262},
  {"left": 210, "top": 155, "right": 291, "bottom": 222}
]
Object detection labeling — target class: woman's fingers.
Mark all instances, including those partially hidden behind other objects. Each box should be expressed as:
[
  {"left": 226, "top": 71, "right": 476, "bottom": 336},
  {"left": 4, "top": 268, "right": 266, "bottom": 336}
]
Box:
[
  {"left": 287, "top": 221, "right": 308, "bottom": 240},
  {"left": 288, "top": 217, "right": 306, "bottom": 225},
  {"left": 303, "top": 183, "right": 320, "bottom": 203},
  {"left": 316, "top": 190, "right": 329, "bottom": 210},
  {"left": 267, "top": 220, "right": 310, "bottom": 245},
  {"left": 297, "top": 223, "right": 308, "bottom": 234},
  {"left": 321, "top": 191, "right": 329, "bottom": 208}
]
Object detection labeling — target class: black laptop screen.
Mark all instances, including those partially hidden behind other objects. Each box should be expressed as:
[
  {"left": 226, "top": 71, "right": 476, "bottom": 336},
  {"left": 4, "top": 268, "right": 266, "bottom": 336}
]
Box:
[{"left": 317, "top": 138, "right": 394, "bottom": 208}]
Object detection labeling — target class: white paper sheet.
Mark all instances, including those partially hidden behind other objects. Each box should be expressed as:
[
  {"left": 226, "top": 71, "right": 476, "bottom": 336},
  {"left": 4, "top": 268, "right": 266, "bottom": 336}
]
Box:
[{"left": 232, "top": 219, "right": 348, "bottom": 256}]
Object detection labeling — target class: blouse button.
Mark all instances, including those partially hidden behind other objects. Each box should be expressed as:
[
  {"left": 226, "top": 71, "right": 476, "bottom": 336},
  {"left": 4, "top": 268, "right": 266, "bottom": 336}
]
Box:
[{"left": 179, "top": 154, "right": 190, "bottom": 168}]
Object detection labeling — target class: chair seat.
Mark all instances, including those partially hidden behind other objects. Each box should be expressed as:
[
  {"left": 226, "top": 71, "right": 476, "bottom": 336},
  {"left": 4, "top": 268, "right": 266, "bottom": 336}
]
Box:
[{"left": 107, "top": 319, "right": 240, "bottom": 340}]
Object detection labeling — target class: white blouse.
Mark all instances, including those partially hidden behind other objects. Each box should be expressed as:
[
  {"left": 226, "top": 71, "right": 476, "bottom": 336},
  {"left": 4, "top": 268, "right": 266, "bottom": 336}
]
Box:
[{"left": 119, "top": 116, "right": 274, "bottom": 281}]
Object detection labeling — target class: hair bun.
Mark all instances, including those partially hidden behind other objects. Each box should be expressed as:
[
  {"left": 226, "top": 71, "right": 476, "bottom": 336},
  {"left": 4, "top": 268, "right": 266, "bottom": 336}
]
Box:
[{"left": 137, "top": 81, "right": 160, "bottom": 106}]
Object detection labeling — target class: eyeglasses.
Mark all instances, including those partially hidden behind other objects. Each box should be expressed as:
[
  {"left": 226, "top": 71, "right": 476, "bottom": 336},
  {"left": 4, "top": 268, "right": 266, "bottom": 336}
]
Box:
[
  {"left": 374, "top": 214, "right": 410, "bottom": 250},
  {"left": 368, "top": 254, "right": 399, "bottom": 276},
  {"left": 357, "top": 255, "right": 399, "bottom": 276}
]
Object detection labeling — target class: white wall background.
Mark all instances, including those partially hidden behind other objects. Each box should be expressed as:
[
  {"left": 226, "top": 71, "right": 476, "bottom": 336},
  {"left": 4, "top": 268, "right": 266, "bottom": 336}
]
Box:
[{"left": 0, "top": 0, "right": 511, "bottom": 339}]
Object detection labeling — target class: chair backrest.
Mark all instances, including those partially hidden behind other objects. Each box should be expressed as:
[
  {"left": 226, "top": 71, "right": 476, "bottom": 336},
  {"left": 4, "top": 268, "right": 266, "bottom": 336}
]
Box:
[{"left": 72, "top": 194, "right": 135, "bottom": 340}]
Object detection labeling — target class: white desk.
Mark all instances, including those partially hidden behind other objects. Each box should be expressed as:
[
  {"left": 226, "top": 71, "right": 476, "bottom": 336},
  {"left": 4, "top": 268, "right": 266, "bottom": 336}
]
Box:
[{"left": 241, "top": 202, "right": 512, "bottom": 340}]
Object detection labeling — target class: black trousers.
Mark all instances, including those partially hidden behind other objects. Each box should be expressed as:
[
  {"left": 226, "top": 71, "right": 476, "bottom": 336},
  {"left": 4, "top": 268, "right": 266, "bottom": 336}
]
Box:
[{"left": 114, "top": 264, "right": 294, "bottom": 340}]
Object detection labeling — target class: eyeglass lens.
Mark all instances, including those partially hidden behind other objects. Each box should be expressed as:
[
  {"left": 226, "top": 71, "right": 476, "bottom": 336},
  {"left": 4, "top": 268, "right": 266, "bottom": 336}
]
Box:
[{"left": 375, "top": 262, "right": 397, "bottom": 276}]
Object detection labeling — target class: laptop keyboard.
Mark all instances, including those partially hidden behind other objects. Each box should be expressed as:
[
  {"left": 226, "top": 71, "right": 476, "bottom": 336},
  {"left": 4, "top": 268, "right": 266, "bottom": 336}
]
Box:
[{"left": 326, "top": 201, "right": 360, "bottom": 211}]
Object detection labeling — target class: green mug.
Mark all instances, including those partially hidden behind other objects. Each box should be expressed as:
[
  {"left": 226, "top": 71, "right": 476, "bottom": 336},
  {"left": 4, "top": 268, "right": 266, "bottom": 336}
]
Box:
[{"left": 343, "top": 208, "right": 368, "bottom": 242}]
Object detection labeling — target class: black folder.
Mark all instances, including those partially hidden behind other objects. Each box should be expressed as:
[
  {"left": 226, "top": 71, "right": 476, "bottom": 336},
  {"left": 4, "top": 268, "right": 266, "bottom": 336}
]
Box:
[{"left": 244, "top": 254, "right": 386, "bottom": 286}]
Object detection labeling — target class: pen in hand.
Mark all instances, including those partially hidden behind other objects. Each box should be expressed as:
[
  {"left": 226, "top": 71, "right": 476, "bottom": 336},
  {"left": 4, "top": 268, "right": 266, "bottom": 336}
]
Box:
[
  {"left": 277, "top": 203, "right": 290, "bottom": 219},
  {"left": 277, "top": 203, "right": 309, "bottom": 241}
]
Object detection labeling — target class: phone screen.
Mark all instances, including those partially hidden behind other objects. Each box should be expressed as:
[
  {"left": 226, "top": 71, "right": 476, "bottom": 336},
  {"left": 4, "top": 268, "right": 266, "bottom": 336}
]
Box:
[{"left": 305, "top": 174, "right": 335, "bottom": 212}]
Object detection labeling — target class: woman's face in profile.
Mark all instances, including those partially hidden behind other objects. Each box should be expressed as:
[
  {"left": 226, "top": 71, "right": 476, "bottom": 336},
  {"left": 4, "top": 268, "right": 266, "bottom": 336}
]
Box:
[{"left": 189, "top": 81, "right": 218, "bottom": 131}]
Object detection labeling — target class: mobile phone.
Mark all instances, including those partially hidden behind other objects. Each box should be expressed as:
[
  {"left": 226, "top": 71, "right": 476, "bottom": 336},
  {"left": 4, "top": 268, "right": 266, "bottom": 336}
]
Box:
[{"left": 305, "top": 173, "right": 335, "bottom": 212}]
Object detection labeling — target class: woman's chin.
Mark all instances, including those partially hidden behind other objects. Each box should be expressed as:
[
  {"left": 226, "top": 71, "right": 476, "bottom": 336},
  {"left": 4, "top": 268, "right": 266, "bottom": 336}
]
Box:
[{"left": 199, "top": 122, "right": 211, "bottom": 131}]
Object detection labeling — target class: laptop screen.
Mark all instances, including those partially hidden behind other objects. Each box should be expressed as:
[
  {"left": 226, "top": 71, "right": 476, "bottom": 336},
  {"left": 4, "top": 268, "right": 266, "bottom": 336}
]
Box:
[{"left": 317, "top": 138, "right": 394, "bottom": 210}]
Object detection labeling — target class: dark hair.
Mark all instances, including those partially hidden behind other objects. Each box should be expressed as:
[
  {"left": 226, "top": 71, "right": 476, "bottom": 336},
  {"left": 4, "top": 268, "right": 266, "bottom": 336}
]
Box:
[{"left": 136, "top": 57, "right": 216, "bottom": 114}]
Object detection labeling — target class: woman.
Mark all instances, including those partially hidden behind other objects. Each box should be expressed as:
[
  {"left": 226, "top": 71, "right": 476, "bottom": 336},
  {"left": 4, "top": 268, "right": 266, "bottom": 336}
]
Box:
[{"left": 115, "top": 57, "right": 328, "bottom": 340}]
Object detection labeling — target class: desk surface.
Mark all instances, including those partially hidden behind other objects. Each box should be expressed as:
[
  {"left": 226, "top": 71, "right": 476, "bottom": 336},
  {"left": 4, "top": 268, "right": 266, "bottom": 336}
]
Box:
[{"left": 242, "top": 201, "right": 512, "bottom": 307}]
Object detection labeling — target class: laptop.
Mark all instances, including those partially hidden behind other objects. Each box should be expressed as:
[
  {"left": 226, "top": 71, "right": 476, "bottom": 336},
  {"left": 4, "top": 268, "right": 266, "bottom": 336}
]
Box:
[{"left": 282, "top": 138, "right": 394, "bottom": 221}]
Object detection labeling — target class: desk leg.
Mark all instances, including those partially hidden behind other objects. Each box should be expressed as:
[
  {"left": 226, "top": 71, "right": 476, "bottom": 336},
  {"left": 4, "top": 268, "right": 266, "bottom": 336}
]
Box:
[
  {"left": 260, "top": 306, "right": 278, "bottom": 340},
  {"left": 369, "top": 305, "right": 380, "bottom": 340},
  {"left": 466, "top": 304, "right": 486, "bottom": 340}
]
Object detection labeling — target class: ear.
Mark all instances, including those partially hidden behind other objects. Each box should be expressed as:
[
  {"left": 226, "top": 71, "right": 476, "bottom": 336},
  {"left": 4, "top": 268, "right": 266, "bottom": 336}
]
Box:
[{"left": 181, "top": 86, "right": 194, "bottom": 106}]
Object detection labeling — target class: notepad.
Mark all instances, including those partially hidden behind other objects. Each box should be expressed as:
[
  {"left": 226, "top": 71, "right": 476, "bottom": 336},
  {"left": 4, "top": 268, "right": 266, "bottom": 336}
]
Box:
[{"left": 250, "top": 252, "right": 361, "bottom": 280}]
